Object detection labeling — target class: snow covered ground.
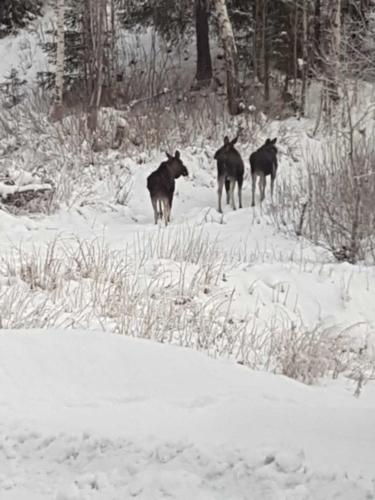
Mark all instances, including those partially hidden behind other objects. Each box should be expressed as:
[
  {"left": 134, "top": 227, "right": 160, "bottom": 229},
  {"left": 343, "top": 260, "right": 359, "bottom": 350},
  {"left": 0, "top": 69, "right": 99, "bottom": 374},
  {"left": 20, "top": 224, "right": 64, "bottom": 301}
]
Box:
[
  {"left": 0, "top": 107, "right": 375, "bottom": 498},
  {"left": 0, "top": 140, "right": 374, "bottom": 498},
  {"left": 0, "top": 329, "right": 374, "bottom": 499},
  {"left": 1, "top": 11, "right": 375, "bottom": 500}
]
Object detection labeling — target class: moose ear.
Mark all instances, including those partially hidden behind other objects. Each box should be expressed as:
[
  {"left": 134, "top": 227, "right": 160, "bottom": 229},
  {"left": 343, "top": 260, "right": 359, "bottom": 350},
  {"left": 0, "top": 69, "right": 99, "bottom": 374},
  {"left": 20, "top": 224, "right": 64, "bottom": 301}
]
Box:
[
  {"left": 174, "top": 150, "right": 180, "bottom": 159},
  {"left": 265, "top": 138, "right": 271, "bottom": 145},
  {"left": 231, "top": 136, "right": 238, "bottom": 145},
  {"left": 224, "top": 136, "right": 229, "bottom": 145},
  {"left": 166, "top": 151, "right": 172, "bottom": 159},
  {"left": 271, "top": 137, "right": 277, "bottom": 144}
]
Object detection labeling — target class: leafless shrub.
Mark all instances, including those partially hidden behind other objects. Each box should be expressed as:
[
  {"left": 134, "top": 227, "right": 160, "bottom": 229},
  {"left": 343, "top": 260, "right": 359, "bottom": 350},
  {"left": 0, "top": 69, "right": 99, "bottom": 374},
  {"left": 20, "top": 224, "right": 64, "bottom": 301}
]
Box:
[
  {"left": 273, "top": 324, "right": 344, "bottom": 384},
  {"left": 273, "top": 133, "right": 375, "bottom": 264},
  {"left": 272, "top": 323, "right": 375, "bottom": 391},
  {"left": 117, "top": 31, "right": 191, "bottom": 105},
  {"left": 112, "top": 173, "right": 133, "bottom": 206}
]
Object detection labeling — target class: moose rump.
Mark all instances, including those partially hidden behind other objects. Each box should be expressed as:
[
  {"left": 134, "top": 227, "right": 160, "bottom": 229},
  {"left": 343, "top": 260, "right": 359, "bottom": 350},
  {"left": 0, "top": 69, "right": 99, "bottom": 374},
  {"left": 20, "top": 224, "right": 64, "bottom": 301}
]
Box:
[
  {"left": 249, "top": 137, "right": 278, "bottom": 207},
  {"left": 214, "top": 135, "right": 245, "bottom": 213},
  {"left": 147, "top": 150, "right": 188, "bottom": 226}
]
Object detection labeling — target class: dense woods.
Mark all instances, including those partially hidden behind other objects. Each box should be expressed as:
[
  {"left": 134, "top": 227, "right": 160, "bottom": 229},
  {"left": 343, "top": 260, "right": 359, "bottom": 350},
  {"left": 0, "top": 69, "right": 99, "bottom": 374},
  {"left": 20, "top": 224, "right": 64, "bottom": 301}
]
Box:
[
  {"left": 1, "top": 0, "right": 375, "bottom": 118},
  {"left": 0, "top": 0, "right": 43, "bottom": 37}
]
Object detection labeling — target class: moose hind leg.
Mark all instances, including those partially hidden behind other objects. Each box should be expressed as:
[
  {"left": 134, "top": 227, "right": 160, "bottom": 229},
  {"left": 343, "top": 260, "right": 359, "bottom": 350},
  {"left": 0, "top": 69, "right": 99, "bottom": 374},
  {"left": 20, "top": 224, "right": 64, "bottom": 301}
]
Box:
[
  {"left": 238, "top": 176, "right": 243, "bottom": 209},
  {"left": 251, "top": 173, "right": 256, "bottom": 207},
  {"left": 158, "top": 200, "right": 163, "bottom": 219},
  {"left": 230, "top": 178, "right": 236, "bottom": 210},
  {"left": 270, "top": 175, "right": 275, "bottom": 203},
  {"left": 217, "top": 176, "right": 225, "bottom": 213},
  {"left": 225, "top": 179, "right": 230, "bottom": 205},
  {"left": 162, "top": 198, "right": 170, "bottom": 226},
  {"left": 151, "top": 197, "right": 158, "bottom": 224},
  {"left": 260, "top": 174, "right": 266, "bottom": 202}
]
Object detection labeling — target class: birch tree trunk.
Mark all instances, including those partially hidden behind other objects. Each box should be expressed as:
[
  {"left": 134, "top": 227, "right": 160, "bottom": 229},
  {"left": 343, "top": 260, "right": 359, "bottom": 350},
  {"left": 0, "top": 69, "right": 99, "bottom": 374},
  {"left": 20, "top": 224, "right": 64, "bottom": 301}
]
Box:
[
  {"left": 213, "top": 0, "right": 240, "bottom": 115},
  {"left": 322, "top": 0, "right": 341, "bottom": 106},
  {"left": 51, "top": 0, "right": 65, "bottom": 121},
  {"left": 87, "top": 0, "right": 106, "bottom": 131}
]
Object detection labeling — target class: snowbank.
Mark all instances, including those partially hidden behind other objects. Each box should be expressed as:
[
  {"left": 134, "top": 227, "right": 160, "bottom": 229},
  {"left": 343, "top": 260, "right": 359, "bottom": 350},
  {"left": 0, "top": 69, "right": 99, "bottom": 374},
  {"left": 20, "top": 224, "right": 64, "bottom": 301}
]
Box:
[{"left": 0, "top": 330, "right": 374, "bottom": 499}]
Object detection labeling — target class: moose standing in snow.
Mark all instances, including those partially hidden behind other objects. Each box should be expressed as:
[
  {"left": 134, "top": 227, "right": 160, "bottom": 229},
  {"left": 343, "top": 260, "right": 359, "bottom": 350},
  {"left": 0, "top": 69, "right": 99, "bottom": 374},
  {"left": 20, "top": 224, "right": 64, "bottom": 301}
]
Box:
[
  {"left": 214, "top": 135, "right": 245, "bottom": 213},
  {"left": 147, "top": 151, "right": 188, "bottom": 226},
  {"left": 249, "top": 138, "right": 278, "bottom": 207}
]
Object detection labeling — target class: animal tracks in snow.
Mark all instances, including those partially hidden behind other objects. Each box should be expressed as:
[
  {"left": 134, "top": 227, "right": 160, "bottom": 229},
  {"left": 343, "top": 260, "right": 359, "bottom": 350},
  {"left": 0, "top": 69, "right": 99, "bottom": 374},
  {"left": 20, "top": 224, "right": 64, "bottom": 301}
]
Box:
[{"left": 0, "top": 428, "right": 373, "bottom": 499}]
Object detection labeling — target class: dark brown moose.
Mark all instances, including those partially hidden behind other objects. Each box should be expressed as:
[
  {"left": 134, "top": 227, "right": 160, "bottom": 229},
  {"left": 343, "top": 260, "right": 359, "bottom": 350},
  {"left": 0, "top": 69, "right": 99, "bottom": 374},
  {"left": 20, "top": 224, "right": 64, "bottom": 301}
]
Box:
[{"left": 147, "top": 151, "right": 188, "bottom": 226}]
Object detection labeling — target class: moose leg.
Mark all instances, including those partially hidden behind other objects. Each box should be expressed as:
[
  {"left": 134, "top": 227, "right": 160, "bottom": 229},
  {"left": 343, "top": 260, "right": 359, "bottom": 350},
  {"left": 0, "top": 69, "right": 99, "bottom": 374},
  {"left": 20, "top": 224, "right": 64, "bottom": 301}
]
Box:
[
  {"left": 225, "top": 179, "right": 230, "bottom": 205},
  {"left": 270, "top": 174, "right": 276, "bottom": 203},
  {"left": 166, "top": 201, "right": 172, "bottom": 225},
  {"left": 251, "top": 173, "right": 256, "bottom": 207},
  {"left": 151, "top": 198, "right": 158, "bottom": 224},
  {"left": 158, "top": 200, "right": 163, "bottom": 219},
  {"left": 217, "top": 176, "right": 224, "bottom": 213},
  {"left": 238, "top": 176, "right": 243, "bottom": 209},
  {"left": 168, "top": 190, "right": 174, "bottom": 222},
  {"left": 230, "top": 178, "right": 236, "bottom": 210},
  {"left": 260, "top": 174, "right": 266, "bottom": 202},
  {"left": 162, "top": 198, "right": 169, "bottom": 226}
]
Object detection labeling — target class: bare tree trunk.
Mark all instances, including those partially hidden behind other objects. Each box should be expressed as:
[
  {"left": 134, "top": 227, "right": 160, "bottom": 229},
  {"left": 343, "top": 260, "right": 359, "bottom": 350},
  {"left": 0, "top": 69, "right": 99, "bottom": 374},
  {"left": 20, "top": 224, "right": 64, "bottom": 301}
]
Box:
[
  {"left": 213, "top": 0, "right": 240, "bottom": 115},
  {"left": 109, "top": 0, "right": 117, "bottom": 101},
  {"left": 194, "top": 0, "right": 212, "bottom": 87},
  {"left": 292, "top": 1, "right": 298, "bottom": 102},
  {"left": 254, "top": 0, "right": 263, "bottom": 82},
  {"left": 313, "top": 0, "right": 321, "bottom": 66},
  {"left": 81, "top": 0, "right": 94, "bottom": 105},
  {"left": 95, "top": 0, "right": 105, "bottom": 109},
  {"left": 301, "top": 0, "right": 308, "bottom": 116},
  {"left": 51, "top": 0, "right": 65, "bottom": 121},
  {"left": 262, "top": 0, "right": 269, "bottom": 103},
  {"left": 322, "top": 0, "right": 341, "bottom": 105},
  {"left": 88, "top": 0, "right": 106, "bottom": 132}
]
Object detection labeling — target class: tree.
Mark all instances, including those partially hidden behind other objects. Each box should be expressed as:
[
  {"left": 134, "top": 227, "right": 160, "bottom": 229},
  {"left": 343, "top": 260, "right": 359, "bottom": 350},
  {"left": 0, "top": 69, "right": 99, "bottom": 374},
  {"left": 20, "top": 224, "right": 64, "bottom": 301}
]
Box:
[
  {"left": 87, "top": 0, "right": 107, "bottom": 131},
  {"left": 194, "top": 0, "right": 213, "bottom": 87},
  {"left": 0, "top": 0, "right": 43, "bottom": 38},
  {"left": 117, "top": 0, "right": 192, "bottom": 42},
  {"left": 213, "top": 0, "right": 240, "bottom": 114},
  {"left": 322, "top": 0, "right": 341, "bottom": 106},
  {"left": 262, "top": 0, "right": 270, "bottom": 102},
  {"left": 51, "top": 0, "right": 65, "bottom": 121},
  {"left": 40, "top": 0, "right": 114, "bottom": 117},
  {"left": 301, "top": 0, "right": 309, "bottom": 116}
]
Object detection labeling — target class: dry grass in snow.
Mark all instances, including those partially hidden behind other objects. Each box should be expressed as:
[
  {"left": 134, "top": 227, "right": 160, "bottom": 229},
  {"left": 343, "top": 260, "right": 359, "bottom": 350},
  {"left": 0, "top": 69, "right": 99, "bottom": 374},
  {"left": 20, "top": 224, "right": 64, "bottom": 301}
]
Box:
[{"left": 0, "top": 228, "right": 373, "bottom": 394}]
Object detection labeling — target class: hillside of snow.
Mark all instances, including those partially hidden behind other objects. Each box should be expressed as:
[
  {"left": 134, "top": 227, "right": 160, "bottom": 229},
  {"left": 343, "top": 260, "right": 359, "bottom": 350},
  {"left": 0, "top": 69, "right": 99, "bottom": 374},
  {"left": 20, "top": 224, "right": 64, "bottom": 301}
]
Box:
[{"left": 0, "top": 329, "right": 374, "bottom": 499}]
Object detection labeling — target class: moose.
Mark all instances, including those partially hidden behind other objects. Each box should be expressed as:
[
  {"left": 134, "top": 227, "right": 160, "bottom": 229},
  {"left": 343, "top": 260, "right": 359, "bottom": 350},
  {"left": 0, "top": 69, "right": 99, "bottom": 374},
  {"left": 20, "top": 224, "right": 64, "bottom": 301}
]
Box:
[
  {"left": 147, "top": 150, "right": 188, "bottom": 226},
  {"left": 249, "top": 137, "right": 278, "bottom": 207},
  {"left": 214, "top": 135, "right": 245, "bottom": 213}
]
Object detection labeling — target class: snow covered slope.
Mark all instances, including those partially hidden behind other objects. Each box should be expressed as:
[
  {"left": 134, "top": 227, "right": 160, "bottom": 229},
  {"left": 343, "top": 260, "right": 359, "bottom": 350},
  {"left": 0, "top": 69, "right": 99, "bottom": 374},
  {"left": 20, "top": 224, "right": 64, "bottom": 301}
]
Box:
[{"left": 0, "top": 329, "right": 374, "bottom": 499}]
